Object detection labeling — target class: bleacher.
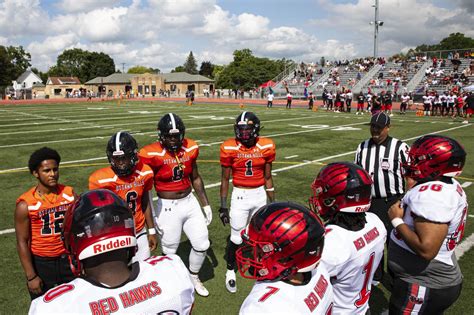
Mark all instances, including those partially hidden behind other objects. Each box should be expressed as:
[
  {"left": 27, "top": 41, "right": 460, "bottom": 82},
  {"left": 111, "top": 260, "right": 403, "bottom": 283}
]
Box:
[
  {"left": 413, "top": 58, "right": 473, "bottom": 94},
  {"left": 360, "top": 60, "right": 424, "bottom": 96}
]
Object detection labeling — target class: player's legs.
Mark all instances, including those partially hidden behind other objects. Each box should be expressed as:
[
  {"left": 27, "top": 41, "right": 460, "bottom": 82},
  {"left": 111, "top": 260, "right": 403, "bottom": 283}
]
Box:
[
  {"left": 389, "top": 278, "right": 462, "bottom": 315},
  {"left": 225, "top": 186, "right": 267, "bottom": 292},
  {"left": 154, "top": 198, "right": 184, "bottom": 255},
  {"left": 182, "top": 194, "right": 210, "bottom": 296},
  {"left": 132, "top": 227, "right": 151, "bottom": 262}
]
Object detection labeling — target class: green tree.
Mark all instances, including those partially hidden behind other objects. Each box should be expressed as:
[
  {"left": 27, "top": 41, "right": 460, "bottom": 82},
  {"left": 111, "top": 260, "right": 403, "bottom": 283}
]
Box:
[
  {"left": 0, "top": 45, "right": 31, "bottom": 96},
  {"left": 183, "top": 51, "right": 198, "bottom": 74},
  {"left": 127, "top": 66, "right": 160, "bottom": 74},
  {"left": 49, "top": 48, "right": 115, "bottom": 83},
  {"left": 171, "top": 65, "right": 185, "bottom": 73},
  {"left": 408, "top": 33, "right": 474, "bottom": 58},
  {"left": 216, "top": 49, "right": 292, "bottom": 90},
  {"left": 199, "top": 61, "right": 214, "bottom": 78}
]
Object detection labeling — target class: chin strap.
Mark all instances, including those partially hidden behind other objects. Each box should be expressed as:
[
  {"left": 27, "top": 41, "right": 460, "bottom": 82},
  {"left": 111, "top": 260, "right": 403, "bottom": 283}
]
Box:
[{"left": 173, "top": 153, "right": 185, "bottom": 171}]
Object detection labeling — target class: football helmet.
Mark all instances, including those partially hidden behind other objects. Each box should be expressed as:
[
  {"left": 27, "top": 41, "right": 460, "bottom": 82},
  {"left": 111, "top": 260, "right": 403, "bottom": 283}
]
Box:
[
  {"left": 158, "top": 113, "right": 185, "bottom": 152},
  {"left": 234, "top": 112, "right": 260, "bottom": 147},
  {"left": 106, "top": 131, "right": 139, "bottom": 177},
  {"left": 236, "top": 202, "right": 325, "bottom": 281},
  {"left": 62, "top": 189, "right": 136, "bottom": 275},
  {"left": 403, "top": 135, "right": 466, "bottom": 181},
  {"left": 310, "top": 162, "right": 373, "bottom": 220}
]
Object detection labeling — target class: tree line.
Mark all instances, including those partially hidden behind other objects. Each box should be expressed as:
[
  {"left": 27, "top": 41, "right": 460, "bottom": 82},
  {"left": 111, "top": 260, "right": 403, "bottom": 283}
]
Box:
[{"left": 1, "top": 32, "right": 473, "bottom": 96}]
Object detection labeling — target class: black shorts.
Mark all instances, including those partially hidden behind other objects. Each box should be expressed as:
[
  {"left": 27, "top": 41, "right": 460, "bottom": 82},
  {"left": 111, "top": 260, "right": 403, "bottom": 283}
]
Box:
[
  {"left": 389, "top": 278, "right": 462, "bottom": 315},
  {"left": 30, "top": 255, "right": 75, "bottom": 300}
]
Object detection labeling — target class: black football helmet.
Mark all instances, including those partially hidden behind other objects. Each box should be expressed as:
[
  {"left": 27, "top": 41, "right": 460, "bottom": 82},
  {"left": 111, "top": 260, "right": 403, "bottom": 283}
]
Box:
[
  {"left": 234, "top": 111, "right": 260, "bottom": 147},
  {"left": 158, "top": 113, "right": 185, "bottom": 152},
  {"left": 236, "top": 202, "right": 325, "bottom": 281},
  {"left": 62, "top": 189, "right": 136, "bottom": 275},
  {"left": 106, "top": 131, "right": 139, "bottom": 177}
]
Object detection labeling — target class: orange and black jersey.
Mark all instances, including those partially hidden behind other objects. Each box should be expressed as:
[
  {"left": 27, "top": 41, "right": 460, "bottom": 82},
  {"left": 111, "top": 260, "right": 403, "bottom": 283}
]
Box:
[
  {"left": 139, "top": 139, "right": 199, "bottom": 192},
  {"left": 88, "top": 161, "right": 154, "bottom": 232},
  {"left": 220, "top": 137, "right": 276, "bottom": 188},
  {"left": 16, "top": 185, "right": 75, "bottom": 257}
]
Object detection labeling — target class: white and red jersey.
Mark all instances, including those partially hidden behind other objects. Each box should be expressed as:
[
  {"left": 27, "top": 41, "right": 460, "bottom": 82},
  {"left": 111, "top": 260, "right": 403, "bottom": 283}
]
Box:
[
  {"left": 29, "top": 254, "right": 194, "bottom": 314},
  {"left": 391, "top": 179, "right": 468, "bottom": 266},
  {"left": 239, "top": 264, "right": 334, "bottom": 314},
  {"left": 322, "top": 213, "right": 386, "bottom": 314},
  {"left": 401, "top": 95, "right": 410, "bottom": 103}
]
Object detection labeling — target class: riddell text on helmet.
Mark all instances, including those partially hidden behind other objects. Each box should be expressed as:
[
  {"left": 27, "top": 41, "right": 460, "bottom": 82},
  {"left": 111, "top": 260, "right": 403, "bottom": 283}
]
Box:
[{"left": 93, "top": 237, "right": 132, "bottom": 254}]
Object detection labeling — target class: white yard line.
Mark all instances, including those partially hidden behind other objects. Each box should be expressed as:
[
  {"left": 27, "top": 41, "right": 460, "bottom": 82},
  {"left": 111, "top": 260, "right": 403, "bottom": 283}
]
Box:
[
  {"left": 461, "top": 182, "right": 472, "bottom": 188},
  {"left": 284, "top": 155, "right": 299, "bottom": 159},
  {"left": 1, "top": 121, "right": 473, "bottom": 259}
]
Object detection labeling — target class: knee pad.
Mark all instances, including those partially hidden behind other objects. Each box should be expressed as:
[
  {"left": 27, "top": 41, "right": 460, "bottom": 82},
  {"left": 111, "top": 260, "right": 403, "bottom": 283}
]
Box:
[
  {"left": 191, "top": 237, "right": 210, "bottom": 253},
  {"left": 161, "top": 243, "right": 179, "bottom": 255},
  {"left": 230, "top": 229, "right": 243, "bottom": 245}
]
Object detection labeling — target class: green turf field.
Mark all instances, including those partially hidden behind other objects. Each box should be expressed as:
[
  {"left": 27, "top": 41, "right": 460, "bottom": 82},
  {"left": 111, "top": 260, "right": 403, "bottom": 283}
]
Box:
[{"left": 0, "top": 100, "right": 472, "bottom": 314}]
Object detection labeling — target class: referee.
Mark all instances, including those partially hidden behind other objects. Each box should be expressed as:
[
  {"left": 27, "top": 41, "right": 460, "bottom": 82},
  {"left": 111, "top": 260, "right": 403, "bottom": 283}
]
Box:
[{"left": 354, "top": 112, "right": 409, "bottom": 280}]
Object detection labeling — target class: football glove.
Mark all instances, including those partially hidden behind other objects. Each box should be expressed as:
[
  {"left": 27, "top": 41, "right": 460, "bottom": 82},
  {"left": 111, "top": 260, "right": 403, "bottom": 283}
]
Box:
[
  {"left": 218, "top": 207, "right": 230, "bottom": 226},
  {"left": 202, "top": 205, "right": 212, "bottom": 226}
]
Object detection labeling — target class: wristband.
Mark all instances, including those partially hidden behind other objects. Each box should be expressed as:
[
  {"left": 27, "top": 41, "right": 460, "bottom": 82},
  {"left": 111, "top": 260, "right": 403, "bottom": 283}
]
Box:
[
  {"left": 265, "top": 187, "right": 275, "bottom": 192},
  {"left": 27, "top": 274, "right": 38, "bottom": 282},
  {"left": 391, "top": 218, "right": 405, "bottom": 229},
  {"left": 148, "top": 228, "right": 157, "bottom": 235},
  {"left": 203, "top": 205, "right": 212, "bottom": 211}
]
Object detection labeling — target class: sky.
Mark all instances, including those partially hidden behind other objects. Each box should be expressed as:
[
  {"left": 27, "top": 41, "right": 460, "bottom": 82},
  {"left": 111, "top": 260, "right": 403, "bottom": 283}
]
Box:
[{"left": 0, "top": 0, "right": 472, "bottom": 73}]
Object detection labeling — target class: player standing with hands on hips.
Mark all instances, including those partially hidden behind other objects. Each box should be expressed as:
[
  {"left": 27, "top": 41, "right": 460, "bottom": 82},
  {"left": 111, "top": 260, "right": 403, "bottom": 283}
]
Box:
[
  {"left": 219, "top": 112, "right": 275, "bottom": 293},
  {"left": 139, "top": 113, "right": 212, "bottom": 297}
]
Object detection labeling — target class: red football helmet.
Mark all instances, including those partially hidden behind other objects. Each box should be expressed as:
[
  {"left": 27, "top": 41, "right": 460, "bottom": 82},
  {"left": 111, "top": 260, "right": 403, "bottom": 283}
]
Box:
[
  {"left": 310, "top": 162, "right": 373, "bottom": 220},
  {"left": 62, "top": 189, "right": 137, "bottom": 275},
  {"left": 236, "top": 202, "right": 325, "bottom": 281},
  {"left": 403, "top": 135, "right": 466, "bottom": 181}
]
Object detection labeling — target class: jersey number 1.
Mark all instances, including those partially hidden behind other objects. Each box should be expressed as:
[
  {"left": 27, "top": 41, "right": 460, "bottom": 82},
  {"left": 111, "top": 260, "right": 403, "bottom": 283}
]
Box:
[
  {"left": 245, "top": 160, "right": 253, "bottom": 176},
  {"left": 354, "top": 252, "right": 375, "bottom": 308}
]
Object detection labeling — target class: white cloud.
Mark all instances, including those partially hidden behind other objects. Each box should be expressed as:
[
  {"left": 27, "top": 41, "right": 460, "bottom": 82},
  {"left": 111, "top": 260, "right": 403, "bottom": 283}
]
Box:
[
  {"left": 311, "top": 0, "right": 473, "bottom": 56},
  {"left": 57, "top": 0, "right": 120, "bottom": 13},
  {"left": 235, "top": 13, "right": 270, "bottom": 39},
  {"left": 77, "top": 7, "right": 128, "bottom": 42},
  {"left": 0, "top": 0, "right": 49, "bottom": 37}
]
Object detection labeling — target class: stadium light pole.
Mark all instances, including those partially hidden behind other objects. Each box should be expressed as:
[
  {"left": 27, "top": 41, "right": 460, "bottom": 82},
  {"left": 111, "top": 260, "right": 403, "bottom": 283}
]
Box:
[{"left": 370, "top": 0, "right": 383, "bottom": 58}]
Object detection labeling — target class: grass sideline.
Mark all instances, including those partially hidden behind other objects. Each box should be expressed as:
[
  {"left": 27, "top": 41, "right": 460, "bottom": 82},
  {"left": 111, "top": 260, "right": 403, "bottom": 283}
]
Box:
[{"left": 0, "top": 100, "right": 472, "bottom": 314}]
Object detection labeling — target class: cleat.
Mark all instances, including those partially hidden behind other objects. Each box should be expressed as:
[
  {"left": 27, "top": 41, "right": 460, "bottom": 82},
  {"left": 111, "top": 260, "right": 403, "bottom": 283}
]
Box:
[
  {"left": 190, "top": 274, "right": 209, "bottom": 297},
  {"left": 225, "top": 270, "right": 237, "bottom": 293}
]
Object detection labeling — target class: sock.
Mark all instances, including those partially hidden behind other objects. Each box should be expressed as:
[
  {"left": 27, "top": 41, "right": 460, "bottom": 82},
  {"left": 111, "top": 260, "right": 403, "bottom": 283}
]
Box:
[
  {"left": 226, "top": 241, "right": 240, "bottom": 271},
  {"left": 189, "top": 248, "right": 206, "bottom": 274}
]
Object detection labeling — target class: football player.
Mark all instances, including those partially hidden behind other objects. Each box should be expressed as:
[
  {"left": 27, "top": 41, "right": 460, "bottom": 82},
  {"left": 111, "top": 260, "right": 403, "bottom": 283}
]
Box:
[
  {"left": 29, "top": 189, "right": 195, "bottom": 314},
  {"left": 237, "top": 202, "right": 334, "bottom": 314},
  {"left": 219, "top": 111, "right": 275, "bottom": 293},
  {"left": 88, "top": 131, "right": 157, "bottom": 262},
  {"left": 310, "top": 162, "right": 387, "bottom": 314},
  {"left": 15, "top": 147, "right": 76, "bottom": 300},
  {"left": 388, "top": 135, "right": 467, "bottom": 314},
  {"left": 139, "top": 113, "right": 212, "bottom": 297}
]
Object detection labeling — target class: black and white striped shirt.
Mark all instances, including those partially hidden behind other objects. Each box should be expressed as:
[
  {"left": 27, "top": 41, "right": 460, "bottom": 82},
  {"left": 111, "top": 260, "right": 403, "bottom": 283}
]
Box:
[{"left": 355, "top": 136, "right": 410, "bottom": 198}]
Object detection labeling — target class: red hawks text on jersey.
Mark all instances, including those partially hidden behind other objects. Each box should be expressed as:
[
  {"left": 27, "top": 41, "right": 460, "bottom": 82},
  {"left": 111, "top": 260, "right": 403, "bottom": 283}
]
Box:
[
  {"left": 28, "top": 254, "right": 194, "bottom": 315},
  {"left": 139, "top": 139, "right": 199, "bottom": 192},
  {"left": 322, "top": 212, "right": 387, "bottom": 314},
  {"left": 220, "top": 137, "right": 275, "bottom": 188},
  {"left": 391, "top": 179, "right": 468, "bottom": 266},
  {"left": 239, "top": 264, "right": 333, "bottom": 314}
]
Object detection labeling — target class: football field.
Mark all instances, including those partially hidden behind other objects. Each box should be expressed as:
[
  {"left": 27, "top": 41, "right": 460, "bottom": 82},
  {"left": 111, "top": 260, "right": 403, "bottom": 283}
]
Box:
[{"left": 0, "top": 100, "right": 473, "bottom": 314}]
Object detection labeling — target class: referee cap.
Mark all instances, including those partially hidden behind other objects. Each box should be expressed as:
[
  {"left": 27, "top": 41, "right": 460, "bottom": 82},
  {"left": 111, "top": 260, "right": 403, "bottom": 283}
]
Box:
[{"left": 370, "top": 112, "right": 390, "bottom": 128}]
